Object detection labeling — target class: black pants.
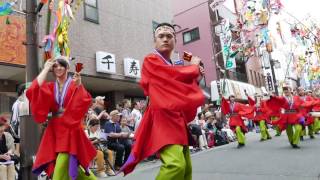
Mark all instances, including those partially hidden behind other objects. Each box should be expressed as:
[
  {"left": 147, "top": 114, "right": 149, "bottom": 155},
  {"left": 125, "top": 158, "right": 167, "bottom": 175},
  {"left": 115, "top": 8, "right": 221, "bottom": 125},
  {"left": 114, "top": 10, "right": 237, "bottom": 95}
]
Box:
[
  {"left": 120, "top": 139, "right": 132, "bottom": 163},
  {"left": 108, "top": 142, "right": 125, "bottom": 167}
]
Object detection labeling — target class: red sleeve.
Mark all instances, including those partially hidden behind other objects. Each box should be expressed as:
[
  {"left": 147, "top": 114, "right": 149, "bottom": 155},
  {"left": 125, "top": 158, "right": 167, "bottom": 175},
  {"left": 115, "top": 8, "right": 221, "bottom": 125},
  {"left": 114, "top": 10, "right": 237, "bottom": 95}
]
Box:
[
  {"left": 140, "top": 54, "right": 200, "bottom": 96},
  {"left": 221, "top": 97, "right": 230, "bottom": 115},
  {"left": 237, "top": 103, "right": 254, "bottom": 119},
  {"left": 301, "top": 97, "right": 315, "bottom": 108},
  {"left": 140, "top": 54, "right": 204, "bottom": 123},
  {"left": 261, "top": 101, "right": 272, "bottom": 116},
  {"left": 267, "top": 96, "right": 286, "bottom": 111},
  {"left": 313, "top": 98, "right": 320, "bottom": 111},
  {"left": 293, "top": 96, "right": 304, "bottom": 107},
  {"left": 62, "top": 84, "right": 92, "bottom": 127},
  {"left": 247, "top": 96, "right": 255, "bottom": 106},
  {"left": 26, "top": 80, "right": 54, "bottom": 123}
]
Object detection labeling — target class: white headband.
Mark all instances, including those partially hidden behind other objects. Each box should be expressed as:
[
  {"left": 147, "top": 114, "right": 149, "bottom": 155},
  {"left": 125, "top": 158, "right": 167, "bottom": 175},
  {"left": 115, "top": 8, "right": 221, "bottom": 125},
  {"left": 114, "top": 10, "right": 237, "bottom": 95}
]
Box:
[{"left": 155, "top": 25, "right": 175, "bottom": 36}]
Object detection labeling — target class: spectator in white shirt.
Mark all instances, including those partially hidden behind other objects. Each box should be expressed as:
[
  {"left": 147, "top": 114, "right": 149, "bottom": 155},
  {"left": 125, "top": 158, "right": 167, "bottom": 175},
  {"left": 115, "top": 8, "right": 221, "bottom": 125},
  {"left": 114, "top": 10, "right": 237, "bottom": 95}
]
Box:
[
  {"left": 121, "top": 99, "right": 134, "bottom": 130},
  {"left": 131, "top": 102, "right": 142, "bottom": 131}
]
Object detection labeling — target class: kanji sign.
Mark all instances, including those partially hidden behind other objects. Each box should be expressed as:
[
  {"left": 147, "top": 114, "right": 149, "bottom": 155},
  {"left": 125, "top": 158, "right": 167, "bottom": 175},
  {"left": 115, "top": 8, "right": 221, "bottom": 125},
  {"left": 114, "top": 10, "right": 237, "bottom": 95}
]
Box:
[
  {"left": 96, "top": 51, "right": 116, "bottom": 74},
  {"left": 124, "top": 58, "right": 141, "bottom": 78}
]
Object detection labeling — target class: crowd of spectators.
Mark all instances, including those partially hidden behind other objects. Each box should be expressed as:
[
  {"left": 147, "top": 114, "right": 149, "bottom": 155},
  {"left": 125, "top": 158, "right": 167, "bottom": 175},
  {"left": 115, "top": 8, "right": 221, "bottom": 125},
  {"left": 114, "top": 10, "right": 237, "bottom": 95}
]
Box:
[
  {"left": 188, "top": 104, "right": 236, "bottom": 152},
  {"left": 84, "top": 97, "right": 143, "bottom": 177}
]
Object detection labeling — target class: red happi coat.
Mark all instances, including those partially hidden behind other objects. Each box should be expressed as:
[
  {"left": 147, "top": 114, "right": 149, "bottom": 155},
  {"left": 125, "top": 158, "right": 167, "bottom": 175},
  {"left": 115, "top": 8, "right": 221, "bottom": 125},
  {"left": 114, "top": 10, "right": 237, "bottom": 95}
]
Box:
[
  {"left": 267, "top": 95, "right": 304, "bottom": 127},
  {"left": 120, "top": 53, "right": 205, "bottom": 175},
  {"left": 298, "top": 96, "right": 315, "bottom": 126},
  {"left": 247, "top": 96, "right": 271, "bottom": 124},
  {"left": 312, "top": 98, "right": 320, "bottom": 112},
  {"left": 307, "top": 97, "right": 320, "bottom": 122},
  {"left": 221, "top": 97, "right": 254, "bottom": 132},
  {"left": 26, "top": 80, "right": 96, "bottom": 176}
]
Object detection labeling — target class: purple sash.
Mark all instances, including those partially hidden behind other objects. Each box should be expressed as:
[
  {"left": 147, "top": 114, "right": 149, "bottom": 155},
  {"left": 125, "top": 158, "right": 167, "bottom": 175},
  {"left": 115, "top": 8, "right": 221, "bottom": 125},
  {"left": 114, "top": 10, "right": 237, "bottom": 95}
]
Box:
[
  {"left": 54, "top": 76, "right": 72, "bottom": 109},
  {"left": 153, "top": 49, "right": 173, "bottom": 66}
]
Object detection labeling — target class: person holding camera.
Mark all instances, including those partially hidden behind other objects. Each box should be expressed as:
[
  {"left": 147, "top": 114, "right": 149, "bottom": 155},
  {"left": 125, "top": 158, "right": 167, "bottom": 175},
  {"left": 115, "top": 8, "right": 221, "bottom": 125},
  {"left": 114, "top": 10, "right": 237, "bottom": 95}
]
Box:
[
  {"left": 93, "top": 96, "right": 110, "bottom": 128},
  {"left": 120, "top": 23, "right": 205, "bottom": 180}
]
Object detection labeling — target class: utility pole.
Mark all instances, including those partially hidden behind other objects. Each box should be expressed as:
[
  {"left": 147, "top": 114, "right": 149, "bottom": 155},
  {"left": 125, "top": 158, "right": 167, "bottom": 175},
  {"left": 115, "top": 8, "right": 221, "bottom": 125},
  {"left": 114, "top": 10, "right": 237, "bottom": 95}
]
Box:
[
  {"left": 20, "top": 0, "right": 41, "bottom": 179},
  {"left": 266, "top": 42, "right": 279, "bottom": 95}
]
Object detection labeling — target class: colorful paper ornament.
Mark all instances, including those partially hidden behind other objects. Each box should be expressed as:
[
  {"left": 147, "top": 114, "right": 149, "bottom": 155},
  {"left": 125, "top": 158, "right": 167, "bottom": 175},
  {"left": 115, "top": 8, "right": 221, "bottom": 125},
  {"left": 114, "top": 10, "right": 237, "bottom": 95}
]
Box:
[{"left": 0, "top": 2, "right": 14, "bottom": 16}]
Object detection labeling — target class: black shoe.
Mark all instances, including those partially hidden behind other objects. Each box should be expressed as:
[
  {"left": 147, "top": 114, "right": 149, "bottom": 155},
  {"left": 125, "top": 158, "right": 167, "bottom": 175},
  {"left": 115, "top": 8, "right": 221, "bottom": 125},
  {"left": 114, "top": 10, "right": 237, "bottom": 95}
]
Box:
[
  {"left": 260, "top": 139, "right": 266, "bottom": 142},
  {"left": 292, "top": 144, "right": 300, "bottom": 149},
  {"left": 267, "top": 136, "right": 272, "bottom": 140},
  {"left": 290, "top": 142, "right": 294, "bottom": 147},
  {"left": 300, "top": 136, "right": 304, "bottom": 141},
  {"left": 310, "top": 135, "right": 315, "bottom": 139},
  {"left": 275, "top": 134, "right": 281, "bottom": 137},
  {"left": 237, "top": 143, "right": 245, "bottom": 148}
]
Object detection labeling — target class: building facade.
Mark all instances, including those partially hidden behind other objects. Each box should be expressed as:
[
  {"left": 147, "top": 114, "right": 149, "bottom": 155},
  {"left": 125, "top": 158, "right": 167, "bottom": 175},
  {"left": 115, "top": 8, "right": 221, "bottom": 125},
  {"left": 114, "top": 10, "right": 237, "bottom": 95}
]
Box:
[
  {"left": 173, "top": 0, "right": 265, "bottom": 100},
  {"left": 0, "top": 0, "right": 173, "bottom": 112}
]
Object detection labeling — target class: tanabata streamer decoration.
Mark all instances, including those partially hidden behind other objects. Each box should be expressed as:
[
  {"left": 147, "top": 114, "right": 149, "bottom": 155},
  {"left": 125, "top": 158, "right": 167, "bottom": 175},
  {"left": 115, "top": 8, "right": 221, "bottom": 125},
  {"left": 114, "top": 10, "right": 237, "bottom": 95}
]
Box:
[
  {"left": 0, "top": 2, "right": 14, "bottom": 16},
  {"left": 237, "top": 0, "right": 283, "bottom": 62},
  {"left": 220, "top": 19, "right": 236, "bottom": 69},
  {"left": 42, "top": 0, "right": 79, "bottom": 61}
]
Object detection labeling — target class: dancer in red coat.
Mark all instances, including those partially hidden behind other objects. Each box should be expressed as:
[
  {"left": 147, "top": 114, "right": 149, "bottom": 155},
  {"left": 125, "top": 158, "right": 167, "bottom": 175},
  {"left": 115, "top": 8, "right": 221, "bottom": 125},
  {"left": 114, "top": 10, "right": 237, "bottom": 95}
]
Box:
[
  {"left": 297, "top": 88, "right": 315, "bottom": 140},
  {"left": 221, "top": 94, "right": 254, "bottom": 148},
  {"left": 267, "top": 86, "right": 304, "bottom": 148},
  {"left": 306, "top": 90, "right": 320, "bottom": 134},
  {"left": 26, "top": 57, "right": 96, "bottom": 180},
  {"left": 247, "top": 93, "right": 272, "bottom": 141},
  {"left": 120, "top": 23, "right": 205, "bottom": 180}
]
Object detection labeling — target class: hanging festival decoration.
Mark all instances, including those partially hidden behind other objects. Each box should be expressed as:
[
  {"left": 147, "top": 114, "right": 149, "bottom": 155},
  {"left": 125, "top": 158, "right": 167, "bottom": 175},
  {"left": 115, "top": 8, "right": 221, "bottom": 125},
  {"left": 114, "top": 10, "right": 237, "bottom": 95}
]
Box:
[
  {"left": 0, "top": 2, "right": 14, "bottom": 16},
  {"left": 42, "top": 0, "right": 79, "bottom": 60},
  {"left": 276, "top": 22, "right": 285, "bottom": 44},
  {"left": 269, "top": 0, "right": 283, "bottom": 14},
  {"left": 220, "top": 19, "right": 237, "bottom": 69}
]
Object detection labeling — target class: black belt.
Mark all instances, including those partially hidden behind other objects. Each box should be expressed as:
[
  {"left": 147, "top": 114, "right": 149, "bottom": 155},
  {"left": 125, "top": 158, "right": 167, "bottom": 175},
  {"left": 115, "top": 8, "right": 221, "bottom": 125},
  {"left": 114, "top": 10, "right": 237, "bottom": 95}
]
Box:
[
  {"left": 284, "top": 110, "right": 297, "bottom": 114},
  {"left": 48, "top": 109, "right": 65, "bottom": 119},
  {"left": 256, "top": 112, "right": 263, "bottom": 115},
  {"left": 229, "top": 113, "right": 239, "bottom": 116}
]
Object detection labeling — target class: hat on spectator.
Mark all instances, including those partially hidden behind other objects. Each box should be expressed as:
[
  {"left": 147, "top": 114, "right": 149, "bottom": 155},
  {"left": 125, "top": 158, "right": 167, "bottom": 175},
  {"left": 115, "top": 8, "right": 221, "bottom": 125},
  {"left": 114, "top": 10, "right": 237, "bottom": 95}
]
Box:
[
  {"left": 110, "top": 110, "right": 122, "bottom": 116},
  {"left": 205, "top": 111, "right": 214, "bottom": 119},
  {"left": 95, "top": 96, "right": 105, "bottom": 101}
]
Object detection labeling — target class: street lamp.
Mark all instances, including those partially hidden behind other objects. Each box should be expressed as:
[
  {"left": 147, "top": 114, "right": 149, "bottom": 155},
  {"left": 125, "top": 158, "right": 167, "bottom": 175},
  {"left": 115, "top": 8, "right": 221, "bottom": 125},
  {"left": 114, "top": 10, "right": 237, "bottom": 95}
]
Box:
[{"left": 266, "top": 42, "right": 279, "bottom": 95}]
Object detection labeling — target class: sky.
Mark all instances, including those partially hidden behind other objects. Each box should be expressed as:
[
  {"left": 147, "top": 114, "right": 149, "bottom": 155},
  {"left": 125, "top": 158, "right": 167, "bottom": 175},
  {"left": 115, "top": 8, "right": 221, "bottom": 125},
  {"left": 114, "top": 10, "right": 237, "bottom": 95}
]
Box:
[{"left": 281, "top": 0, "right": 320, "bottom": 21}]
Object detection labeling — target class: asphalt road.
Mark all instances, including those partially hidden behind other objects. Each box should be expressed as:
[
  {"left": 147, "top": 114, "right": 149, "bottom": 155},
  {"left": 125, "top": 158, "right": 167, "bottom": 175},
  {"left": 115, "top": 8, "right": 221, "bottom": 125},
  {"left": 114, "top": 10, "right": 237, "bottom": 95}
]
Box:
[{"left": 102, "top": 130, "right": 320, "bottom": 180}]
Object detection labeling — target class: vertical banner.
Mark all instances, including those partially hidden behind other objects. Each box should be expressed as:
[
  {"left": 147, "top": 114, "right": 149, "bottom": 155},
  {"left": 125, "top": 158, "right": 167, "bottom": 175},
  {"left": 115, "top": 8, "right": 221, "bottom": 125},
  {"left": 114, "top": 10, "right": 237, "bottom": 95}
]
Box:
[{"left": 220, "top": 19, "right": 236, "bottom": 69}]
